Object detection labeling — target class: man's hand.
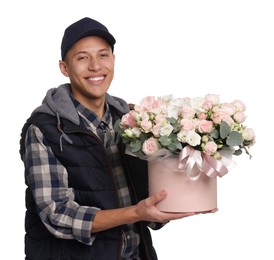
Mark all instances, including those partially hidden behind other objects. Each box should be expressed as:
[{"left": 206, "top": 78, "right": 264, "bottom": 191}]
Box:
[
  {"left": 92, "top": 190, "right": 217, "bottom": 233},
  {"left": 135, "top": 190, "right": 198, "bottom": 223}
]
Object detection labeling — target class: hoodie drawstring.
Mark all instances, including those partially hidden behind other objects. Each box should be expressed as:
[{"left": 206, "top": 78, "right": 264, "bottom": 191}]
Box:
[{"left": 56, "top": 111, "right": 73, "bottom": 151}]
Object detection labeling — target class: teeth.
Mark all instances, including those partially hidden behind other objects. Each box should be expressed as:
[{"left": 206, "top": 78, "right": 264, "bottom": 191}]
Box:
[{"left": 88, "top": 76, "right": 104, "bottom": 82}]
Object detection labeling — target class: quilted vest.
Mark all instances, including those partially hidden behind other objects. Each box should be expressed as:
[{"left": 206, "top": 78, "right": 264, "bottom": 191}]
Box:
[{"left": 20, "top": 110, "right": 158, "bottom": 260}]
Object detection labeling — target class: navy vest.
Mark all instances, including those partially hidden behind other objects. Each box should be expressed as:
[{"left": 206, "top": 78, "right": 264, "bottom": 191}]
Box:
[{"left": 20, "top": 109, "right": 158, "bottom": 260}]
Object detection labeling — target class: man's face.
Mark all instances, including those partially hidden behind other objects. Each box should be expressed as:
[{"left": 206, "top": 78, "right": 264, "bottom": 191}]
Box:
[{"left": 60, "top": 36, "right": 115, "bottom": 108}]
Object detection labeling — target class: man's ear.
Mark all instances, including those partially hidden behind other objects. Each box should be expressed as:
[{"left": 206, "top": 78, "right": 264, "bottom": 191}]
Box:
[{"left": 59, "top": 60, "right": 69, "bottom": 77}]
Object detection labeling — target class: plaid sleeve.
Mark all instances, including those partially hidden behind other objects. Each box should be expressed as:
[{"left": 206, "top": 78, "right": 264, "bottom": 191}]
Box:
[{"left": 24, "top": 124, "right": 99, "bottom": 245}]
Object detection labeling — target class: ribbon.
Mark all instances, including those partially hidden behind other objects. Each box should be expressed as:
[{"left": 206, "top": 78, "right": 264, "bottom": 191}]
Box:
[
  {"left": 203, "top": 153, "right": 228, "bottom": 178},
  {"left": 125, "top": 144, "right": 232, "bottom": 180},
  {"left": 178, "top": 146, "right": 230, "bottom": 181},
  {"left": 178, "top": 146, "right": 203, "bottom": 180}
]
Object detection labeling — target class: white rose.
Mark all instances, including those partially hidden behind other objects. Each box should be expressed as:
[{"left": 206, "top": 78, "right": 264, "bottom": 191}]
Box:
[
  {"left": 160, "top": 123, "right": 174, "bottom": 136},
  {"left": 186, "top": 131, "right": 201, "bottom": 146}
]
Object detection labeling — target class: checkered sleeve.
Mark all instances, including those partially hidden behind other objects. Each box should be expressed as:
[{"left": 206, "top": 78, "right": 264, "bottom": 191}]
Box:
[{"left": 24, "top": 124, "right": 99, "bottom": 245}]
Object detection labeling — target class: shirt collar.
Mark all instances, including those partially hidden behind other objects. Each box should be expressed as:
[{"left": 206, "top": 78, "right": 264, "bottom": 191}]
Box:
[{"left": 71, "top": 96, "right": 112, "bottom": 129}]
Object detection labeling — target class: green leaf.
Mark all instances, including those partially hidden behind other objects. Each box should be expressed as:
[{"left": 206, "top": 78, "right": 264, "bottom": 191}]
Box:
[
  {"left": 220, "top": 121, "right": 231, "bottom": 139},
  {"left": 210, "top": 129, "right": 219, "bottom": 139},
  {"left": 158, "top": 136, "right": 171, "bottom": 146},
  {"left": 167, "top": 117, "right": 181, "bottom": 132},
  {"left": 167, "top": 117, "right": 177, "bottom": 124},
  {"left": 233, "top": 149, "right": 243, "bottom": 156},
  {"left": 139, "top": 133, "right": 148, "bottom": 142},
  {"left": 159, "top": 134, "right": 182, "bottom": 151},
  {"left": 122, "top": 138, "right": 131, "bottom": 144},
  {"left": 129, "top": 140, "right": 142, "bottom": 153},
  {"left": 168, "top": 140, "right": 183, "bottom": 151},
  {"left": 113, "top": 119, "right": 121, "bottom": 132},
  {"left": 114, "top": 119, "right": 123, "bottom": 144},
  {"left": 226, "top": 131, "right": 243, "bottom": 146}
]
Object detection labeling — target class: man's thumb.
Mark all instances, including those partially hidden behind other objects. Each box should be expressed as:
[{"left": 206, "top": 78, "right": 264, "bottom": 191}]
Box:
[{"left": 153, "top": 190, "right": 167, "bottom": 203}]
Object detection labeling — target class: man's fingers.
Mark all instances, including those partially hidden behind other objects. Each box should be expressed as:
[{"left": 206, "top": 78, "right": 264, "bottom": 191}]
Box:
[{"left": 146, "top": 190, "right": 167, "bottom": 206}]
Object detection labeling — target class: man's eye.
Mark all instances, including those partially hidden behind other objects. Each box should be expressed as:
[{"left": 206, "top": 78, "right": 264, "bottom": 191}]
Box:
[
  {"left": 100, "top": 53, "right": 109, "bottom": 58},
  {"left": 78, "top": 56, "right": 86, "bottom": 60}
]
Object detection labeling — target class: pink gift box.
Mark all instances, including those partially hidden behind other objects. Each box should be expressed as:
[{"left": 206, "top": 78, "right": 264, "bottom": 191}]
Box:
[{"left": 148, "top": 156, "right": 217, "bottom": 213}]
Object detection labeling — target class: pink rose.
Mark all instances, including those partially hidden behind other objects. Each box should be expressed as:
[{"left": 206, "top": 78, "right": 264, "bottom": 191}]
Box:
[
  {"left": 197, "top": 119, "right": 213, "bottom": 133},
  {"left": 201, "top": 100, "right": 213, "bottom": 110},
  {"left": 204, "top": 94, "right": 220, "bottom": 105},
  {"left": 152, "top": 123, "right": 162, "bottom": 137},
  {"left": 212, "top": 107, "right": 227, "bottom": 124},
  {"left": 233, "top": 111, "right": 246, "bottom": 123},
  {"left": 222, "top": 115, "right": 234, "bottom": 126},
  {"left": 142, "top": 138, "right": 160, "bottom": 155},
  {"left": 155, "top": 113, "right": 166, "bottom": 124},
  {"left": 140, "top": 119, "right": 153, "bottom": 133},
  {"left": 220, "top": 103, "right": 236, "bottom": 116},
  {"left": 203, "top": 141, "right": 217, "bottom": 155},
  {"left": 120, "top": 111, "right": 137, "bottom": 128},
  {"left": 180, "top": 108, "right": 196, "bottom": 119},
  {"left": 180, "top": 118, "right": 195, "bottom": 131},
  {"left": 243, "top": 128, "right": 255, "bottom": 142},
  {"left": 197, "top": 112, "right": 207, "bottom": 120},
  {"left": 232, "top": 99, "right": 246, "bottom": 112},
  {"left": 135, "top": 96, "right": 162, "bottom": 112}
]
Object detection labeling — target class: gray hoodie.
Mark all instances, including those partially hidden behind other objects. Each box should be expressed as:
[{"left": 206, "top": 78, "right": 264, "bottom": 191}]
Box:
[{"left": 32, "top": 83, "right": 130, "bottom": 125}]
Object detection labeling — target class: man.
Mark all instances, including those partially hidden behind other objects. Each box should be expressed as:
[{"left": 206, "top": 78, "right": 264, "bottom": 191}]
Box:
[{"left": 19, "top": 17, "right": 204, "bottom": 259}]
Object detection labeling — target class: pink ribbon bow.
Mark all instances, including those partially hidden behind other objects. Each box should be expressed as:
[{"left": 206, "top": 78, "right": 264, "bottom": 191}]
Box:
[{"left": 178, "top": 146, "right": 229, "bottom": 181}]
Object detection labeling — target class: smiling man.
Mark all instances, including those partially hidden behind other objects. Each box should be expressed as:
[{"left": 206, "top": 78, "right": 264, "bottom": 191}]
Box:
[{"left": 19, "top": 17, "right": 198, "bottom": 260}]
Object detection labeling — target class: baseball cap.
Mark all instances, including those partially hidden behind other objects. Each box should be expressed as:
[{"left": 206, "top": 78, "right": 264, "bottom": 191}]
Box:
[{"left": 61, "top": 17, "right": 116, "bottom": 60}]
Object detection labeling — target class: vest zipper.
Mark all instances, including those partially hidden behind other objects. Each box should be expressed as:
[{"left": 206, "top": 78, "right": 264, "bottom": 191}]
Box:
[{"left": 63, "top": 129, "right": 120, "bottom": 205}]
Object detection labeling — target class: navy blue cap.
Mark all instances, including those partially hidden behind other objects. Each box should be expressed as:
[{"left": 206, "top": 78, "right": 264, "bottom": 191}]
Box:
[{"left": 61, "top": 17, "right": 116, "bottom": 60}]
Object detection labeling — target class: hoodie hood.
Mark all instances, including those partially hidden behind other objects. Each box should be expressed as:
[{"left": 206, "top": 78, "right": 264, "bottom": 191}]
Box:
[{"left": 32, "top": 83, "right": 130, "bottom": 125}]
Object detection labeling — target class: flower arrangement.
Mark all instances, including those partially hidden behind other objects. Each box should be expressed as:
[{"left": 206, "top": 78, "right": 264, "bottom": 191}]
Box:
[
  {"left": 115, "top": 94, "right": 255, "bottom": 160},
  {"left": 114, "top": 94, "right": 256, "bottom": 211}
]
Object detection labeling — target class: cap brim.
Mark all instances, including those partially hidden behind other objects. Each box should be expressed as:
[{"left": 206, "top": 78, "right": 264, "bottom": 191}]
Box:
[{"left": 76, "top": 29, "right": 116, "bottom": 47}]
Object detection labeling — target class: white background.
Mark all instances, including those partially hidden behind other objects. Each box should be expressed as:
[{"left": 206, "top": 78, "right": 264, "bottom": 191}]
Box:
[{"left": 1, "top": 0, "right": 273, "bottom": 259}]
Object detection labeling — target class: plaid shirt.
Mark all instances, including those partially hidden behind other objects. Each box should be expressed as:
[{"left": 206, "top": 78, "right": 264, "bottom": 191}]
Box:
[{"left": 24, "top": 99, "right": 140, "bottom": 259}]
